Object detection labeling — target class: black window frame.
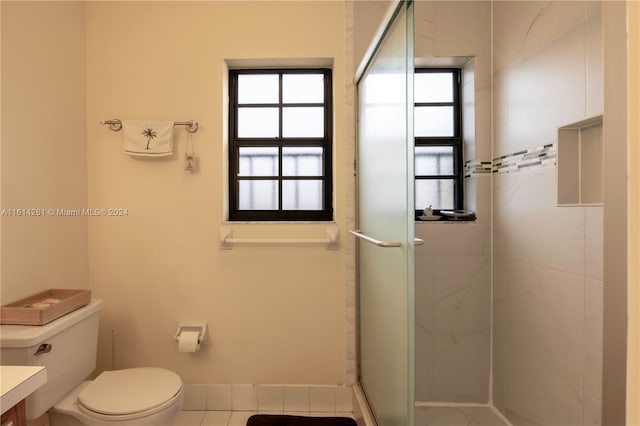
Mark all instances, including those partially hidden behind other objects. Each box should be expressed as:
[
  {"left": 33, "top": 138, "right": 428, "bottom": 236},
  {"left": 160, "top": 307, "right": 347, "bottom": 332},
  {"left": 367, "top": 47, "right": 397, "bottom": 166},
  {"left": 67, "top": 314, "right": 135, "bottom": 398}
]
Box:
[
  {"left": 228, "top": 68, "right": 333, "bottom": 222},
  {"left": 414, "top": 68, "right": 463, "bottom": 217}
]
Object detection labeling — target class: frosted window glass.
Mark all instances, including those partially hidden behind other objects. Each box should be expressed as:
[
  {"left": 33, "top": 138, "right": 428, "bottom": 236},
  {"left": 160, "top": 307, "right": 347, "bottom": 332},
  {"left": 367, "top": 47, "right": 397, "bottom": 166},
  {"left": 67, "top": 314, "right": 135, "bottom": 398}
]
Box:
[
  {"left": 283, "top": 74, "right": 324, "bottom": 103},
  {"left": 238, "top": 108, "right": 279, "bottom": 138},
  {"left": 415, "top": 179, "right": 454, "bottom": 210},
  {"left": 415, "top": 106, "right": 454, "bottom": 137},
  {"left": 414, "top": 73, "right": 453, "bottom": 103},
  {"left": 239, "top": 147, "right": 278, "bottom": 176},
  {"left": 238, "top": 74, "right": 278, "bottom": 104},
  {"left": 283, "top": 147, "right": 323, "bottom": 176},
  {"left": 415, "top": 146, "right": 453, "bottom": 175},
  {"left": 282, "top": 180, "right": 323, "bottom": 210},
  {"left": 239, "top": 180, "right": 278, "bottom": 210},
  {"left": 283, "top": 107, "right": 324, "bottom": 137}
]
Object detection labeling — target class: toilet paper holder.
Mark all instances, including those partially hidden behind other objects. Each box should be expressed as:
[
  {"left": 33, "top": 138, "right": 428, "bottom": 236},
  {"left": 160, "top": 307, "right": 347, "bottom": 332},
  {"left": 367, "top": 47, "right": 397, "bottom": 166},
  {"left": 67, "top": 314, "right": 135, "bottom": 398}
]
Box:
[{"left": 174, "top": 322, "right": 207, "bottom": 345}]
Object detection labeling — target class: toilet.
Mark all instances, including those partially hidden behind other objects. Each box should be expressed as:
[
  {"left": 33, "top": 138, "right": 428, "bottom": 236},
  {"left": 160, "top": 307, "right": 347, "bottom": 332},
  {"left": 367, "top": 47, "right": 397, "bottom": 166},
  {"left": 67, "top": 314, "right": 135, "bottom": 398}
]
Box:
[{"left": 0, "top": 299, "right": 183, "bottom": 425}]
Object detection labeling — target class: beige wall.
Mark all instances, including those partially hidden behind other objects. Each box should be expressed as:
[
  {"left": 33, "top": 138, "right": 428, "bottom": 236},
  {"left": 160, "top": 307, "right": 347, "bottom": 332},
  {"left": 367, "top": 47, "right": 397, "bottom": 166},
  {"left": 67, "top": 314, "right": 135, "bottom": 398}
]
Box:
[
  {"left": 353, "top": 0, "right": 393, "bottom": 71},
  {"left": 85, "top": 1, "right": 349, "bottom": 385},
  {"left": 627, "top": 1, "right": 639, "bottom": 423},
  {"left": 0, "top": 2, "right": 89, "bottom": 303}
]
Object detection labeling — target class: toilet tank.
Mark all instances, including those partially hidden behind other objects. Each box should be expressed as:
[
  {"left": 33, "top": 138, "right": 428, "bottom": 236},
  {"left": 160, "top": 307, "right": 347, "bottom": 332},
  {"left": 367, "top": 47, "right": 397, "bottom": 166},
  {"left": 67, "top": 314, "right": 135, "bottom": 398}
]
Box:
[{"left": 0, "top": 298, "right": 103, "bottom": 420}]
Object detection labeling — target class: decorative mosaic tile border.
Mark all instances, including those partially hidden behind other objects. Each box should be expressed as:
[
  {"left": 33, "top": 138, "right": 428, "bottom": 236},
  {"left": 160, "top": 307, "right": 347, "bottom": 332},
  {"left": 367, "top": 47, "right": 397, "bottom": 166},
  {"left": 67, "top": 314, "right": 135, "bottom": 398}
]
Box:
[
  {"left": 464, "top": 144, "right": 557, "bottom": 178},
  {"left": 464, "top": 160, "right": 493, "bottom": 177},
  {"left": 492, "top": 143, "right": 557, "bottom": 174}
]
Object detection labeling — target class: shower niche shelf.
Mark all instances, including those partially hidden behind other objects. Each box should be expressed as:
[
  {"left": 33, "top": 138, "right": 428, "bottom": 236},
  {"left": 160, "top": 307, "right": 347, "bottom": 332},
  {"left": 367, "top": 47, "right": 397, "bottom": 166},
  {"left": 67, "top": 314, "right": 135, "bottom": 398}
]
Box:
[{"left": 557, "top": 115, "right": 603, "bottom": 206}]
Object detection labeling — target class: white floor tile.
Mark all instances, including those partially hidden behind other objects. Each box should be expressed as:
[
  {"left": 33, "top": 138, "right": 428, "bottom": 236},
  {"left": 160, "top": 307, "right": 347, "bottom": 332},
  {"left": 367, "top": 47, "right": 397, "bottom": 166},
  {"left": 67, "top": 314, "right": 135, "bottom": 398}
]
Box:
[
  {"left": 174, "top": 410, "right": 205, "bottom": 426},
  {"left": 258, "top": 410, "right": 285, "bottom": 415},
  {"left": 310, "top": 411, "right": 337, "bottom": 417},
  {"left": 200, "top": 411, "right": 232, "bottom": 426},
  {"left": 285, "top": 411, "right": 309, "bottom": 417},
  {"left": 228, "top": 411, "right": 256, "bottom": 426},
  {"left": 178, "top": 408, "right": 356, "bottom": 426}
]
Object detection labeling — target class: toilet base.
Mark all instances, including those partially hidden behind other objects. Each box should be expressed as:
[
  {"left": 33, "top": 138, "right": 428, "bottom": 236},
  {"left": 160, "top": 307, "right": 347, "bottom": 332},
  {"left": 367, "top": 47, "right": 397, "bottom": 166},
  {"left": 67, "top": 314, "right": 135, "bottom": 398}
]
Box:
[
  {"left": 49, "top": 411, "right": 84, "bottom": 426},
  {"left": 49, "top": 381, "right": 183, "bottom": 426}
]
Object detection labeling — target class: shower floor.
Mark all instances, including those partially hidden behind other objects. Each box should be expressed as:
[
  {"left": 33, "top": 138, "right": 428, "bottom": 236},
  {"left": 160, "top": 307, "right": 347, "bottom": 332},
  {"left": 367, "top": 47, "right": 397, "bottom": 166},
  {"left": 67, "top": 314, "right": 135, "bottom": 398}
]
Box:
[{"left": 414, "top": 405, "right": 509, "bottom": 426}]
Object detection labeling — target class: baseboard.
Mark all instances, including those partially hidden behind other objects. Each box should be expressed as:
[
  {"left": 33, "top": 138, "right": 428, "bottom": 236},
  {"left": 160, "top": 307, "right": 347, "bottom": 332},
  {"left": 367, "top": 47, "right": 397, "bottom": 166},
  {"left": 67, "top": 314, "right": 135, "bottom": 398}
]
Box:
[{"left": 181, "top": 384, "right": 353, "bottom": 413}]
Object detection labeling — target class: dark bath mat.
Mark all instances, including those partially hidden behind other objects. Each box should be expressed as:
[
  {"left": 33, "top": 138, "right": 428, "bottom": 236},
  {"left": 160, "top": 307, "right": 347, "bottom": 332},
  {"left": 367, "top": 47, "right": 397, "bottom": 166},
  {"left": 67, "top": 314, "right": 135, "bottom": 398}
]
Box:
[{"left": 247, "top": 414, "right": 357, "bottom": 426}]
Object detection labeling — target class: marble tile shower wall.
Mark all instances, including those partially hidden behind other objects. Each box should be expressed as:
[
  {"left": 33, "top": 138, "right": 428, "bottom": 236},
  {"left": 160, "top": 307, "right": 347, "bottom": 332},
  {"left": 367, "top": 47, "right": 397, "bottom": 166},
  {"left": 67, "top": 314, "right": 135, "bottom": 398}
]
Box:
[
  {"left": 414, "top": 1, "right": 492, "bottom": 403},
  {"left": 415, "top": 176, "right": 492, "bottom": 403},
  {"left": 492, "top": 2, "right": 603, "bottom": 425}
]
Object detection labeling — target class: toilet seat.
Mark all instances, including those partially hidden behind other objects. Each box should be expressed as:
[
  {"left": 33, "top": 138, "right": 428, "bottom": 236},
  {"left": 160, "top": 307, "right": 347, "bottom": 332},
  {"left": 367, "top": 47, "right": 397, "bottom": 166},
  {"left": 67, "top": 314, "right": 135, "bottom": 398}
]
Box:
[{"left": 77, "top": 367, "right": 183, "bottom": 421}]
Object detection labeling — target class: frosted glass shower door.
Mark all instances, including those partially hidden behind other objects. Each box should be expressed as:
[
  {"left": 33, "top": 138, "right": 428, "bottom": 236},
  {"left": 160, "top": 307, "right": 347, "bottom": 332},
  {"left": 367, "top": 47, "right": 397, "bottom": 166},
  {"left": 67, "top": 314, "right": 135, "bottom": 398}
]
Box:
[{"left": 355, "top": 2, "right": 414, "bottom": 425}]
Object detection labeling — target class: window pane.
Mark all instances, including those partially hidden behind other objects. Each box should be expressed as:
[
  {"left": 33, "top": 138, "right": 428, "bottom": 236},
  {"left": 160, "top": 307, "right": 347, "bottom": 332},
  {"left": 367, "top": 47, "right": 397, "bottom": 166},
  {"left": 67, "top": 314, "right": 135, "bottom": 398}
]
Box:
[
  {"left": 415, "top": 72, "right": 453, "bottom": 103},
  {"left": 238, "top": 108, "right": 279, "bottom": 138},
  {"left": 415, "top": 106, "right": 454, "bottom": 137},
  {"left": 283, "top": 74, "right": 324, "bottom": 103},
  {"left": 238, "top": 74, "right": 279, "bottom": 104},
  {"left": 283, "top": 180, "right": 323, "bottom": 210},
  {"left": 416, "top": 179, "right": 455, "bottom": 210},
  {"left": 415, "top": 146, "right": 454, "bottom": 175},
  {"left": 283, "top": 107, "right": 324, "bottom": 137},
  {"left": 239, "top": 147, "right": 278, "bottom": 176},
  {"left": 283, "top": 147, "right": 323, "bottom": 176},
  {"left": 239, "top": 180, "right": 278, "bottom": 210}
]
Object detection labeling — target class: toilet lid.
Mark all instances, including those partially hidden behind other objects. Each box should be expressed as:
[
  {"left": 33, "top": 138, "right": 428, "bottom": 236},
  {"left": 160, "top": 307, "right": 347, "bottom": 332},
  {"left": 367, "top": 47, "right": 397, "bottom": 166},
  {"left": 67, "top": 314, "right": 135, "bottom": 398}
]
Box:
[{"left": 78, "top": 367, "right": 182, "bottom": 416}]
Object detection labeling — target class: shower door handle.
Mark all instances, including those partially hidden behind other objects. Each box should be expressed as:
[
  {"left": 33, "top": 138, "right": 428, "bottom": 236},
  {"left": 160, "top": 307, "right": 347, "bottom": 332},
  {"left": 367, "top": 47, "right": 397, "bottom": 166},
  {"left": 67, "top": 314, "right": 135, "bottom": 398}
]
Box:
[
  {"left": 349, "top": 230, "right": 401, "bottom": 247},
  {"left": 350, "top": 230, "right": 423, "bottom": 248}
]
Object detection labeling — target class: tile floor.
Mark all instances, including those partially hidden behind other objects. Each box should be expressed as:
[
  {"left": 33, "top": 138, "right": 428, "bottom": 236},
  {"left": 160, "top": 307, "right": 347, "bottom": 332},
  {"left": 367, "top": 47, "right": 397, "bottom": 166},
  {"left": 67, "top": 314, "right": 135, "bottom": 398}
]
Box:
[
  {"left": 414, "top": 406, "right": 509, "bottom": 426},
  {"left": 175, "top": 406, "right": 507, "bottom": 426},
  {"left": 174, "top": 410, "right": 356, "bottom": 426}
]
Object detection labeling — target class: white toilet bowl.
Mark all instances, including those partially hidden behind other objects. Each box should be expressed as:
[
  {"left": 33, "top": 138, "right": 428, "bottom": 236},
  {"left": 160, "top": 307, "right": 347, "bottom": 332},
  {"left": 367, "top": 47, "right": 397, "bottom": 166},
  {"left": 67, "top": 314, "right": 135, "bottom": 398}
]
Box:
[{"left": 49, "top": 367, "right": 184, "bottom": 426}]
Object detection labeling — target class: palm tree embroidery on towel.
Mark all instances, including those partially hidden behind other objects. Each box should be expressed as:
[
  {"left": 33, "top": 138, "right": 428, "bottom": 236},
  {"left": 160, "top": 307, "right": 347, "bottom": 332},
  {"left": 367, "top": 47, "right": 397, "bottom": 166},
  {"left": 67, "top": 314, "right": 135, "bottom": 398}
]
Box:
[{"left": 141, "top": 128, "right": 157, "bottom": 150}]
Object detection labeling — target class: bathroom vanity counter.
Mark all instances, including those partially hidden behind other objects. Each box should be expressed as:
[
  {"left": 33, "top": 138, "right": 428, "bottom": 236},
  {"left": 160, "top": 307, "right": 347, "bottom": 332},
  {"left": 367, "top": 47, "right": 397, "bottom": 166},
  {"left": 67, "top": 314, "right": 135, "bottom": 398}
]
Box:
[{"left": 0, "top": 365, "right": 47, "bottom": 420}]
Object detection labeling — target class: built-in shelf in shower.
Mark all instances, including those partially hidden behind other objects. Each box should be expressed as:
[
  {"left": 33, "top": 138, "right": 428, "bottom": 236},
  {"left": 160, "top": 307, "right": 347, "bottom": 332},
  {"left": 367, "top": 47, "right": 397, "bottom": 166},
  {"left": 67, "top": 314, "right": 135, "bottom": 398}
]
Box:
[{"left": 557, "top": 115, "right": 603, "bottom": 206}]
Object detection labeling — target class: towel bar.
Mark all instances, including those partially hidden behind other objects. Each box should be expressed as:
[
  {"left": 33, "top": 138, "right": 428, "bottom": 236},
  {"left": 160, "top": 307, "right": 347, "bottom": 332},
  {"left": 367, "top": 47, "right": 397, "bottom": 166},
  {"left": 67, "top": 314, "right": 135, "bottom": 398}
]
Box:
[
  {"left": 219, "top": 226, "right": 339, "bottom": 250},
  {"left": 100, "top": 119, "right": 199, "bottom": 133}
]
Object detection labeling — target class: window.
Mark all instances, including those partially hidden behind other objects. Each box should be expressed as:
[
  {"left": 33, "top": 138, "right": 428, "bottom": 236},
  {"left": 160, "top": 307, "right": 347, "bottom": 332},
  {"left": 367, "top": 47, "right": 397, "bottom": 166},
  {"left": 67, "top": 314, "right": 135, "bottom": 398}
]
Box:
[
  {"left": 229, "top": 69, "right": 333, "bottom": 221},
  {"left": 414, "top": 68, "right": 463, "bottom": 215}
]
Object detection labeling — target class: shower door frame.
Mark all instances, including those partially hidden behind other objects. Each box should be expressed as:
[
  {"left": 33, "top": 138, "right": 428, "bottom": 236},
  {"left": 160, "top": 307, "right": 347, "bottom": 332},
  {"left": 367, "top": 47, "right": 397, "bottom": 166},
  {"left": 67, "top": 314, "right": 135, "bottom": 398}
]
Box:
[{"left": 353, "top": 1, "right": 415, "bottom": 424}]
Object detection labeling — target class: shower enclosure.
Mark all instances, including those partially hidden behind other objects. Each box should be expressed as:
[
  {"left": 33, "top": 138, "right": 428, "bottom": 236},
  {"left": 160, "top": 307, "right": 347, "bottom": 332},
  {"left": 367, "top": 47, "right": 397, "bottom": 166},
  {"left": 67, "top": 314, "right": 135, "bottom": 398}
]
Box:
[
  {"left": 355, "top": 1, "right": 610, "bottom": 425},
  {"left": 353, "top": 1, "right": 415, "bottom": 425}
]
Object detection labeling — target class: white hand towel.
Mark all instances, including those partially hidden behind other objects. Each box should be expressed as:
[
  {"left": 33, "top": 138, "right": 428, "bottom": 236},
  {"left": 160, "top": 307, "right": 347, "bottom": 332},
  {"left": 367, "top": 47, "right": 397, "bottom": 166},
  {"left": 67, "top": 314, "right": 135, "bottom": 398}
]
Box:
[{"left": 123, "top": 120, "right": 175, "bottom": 157}]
